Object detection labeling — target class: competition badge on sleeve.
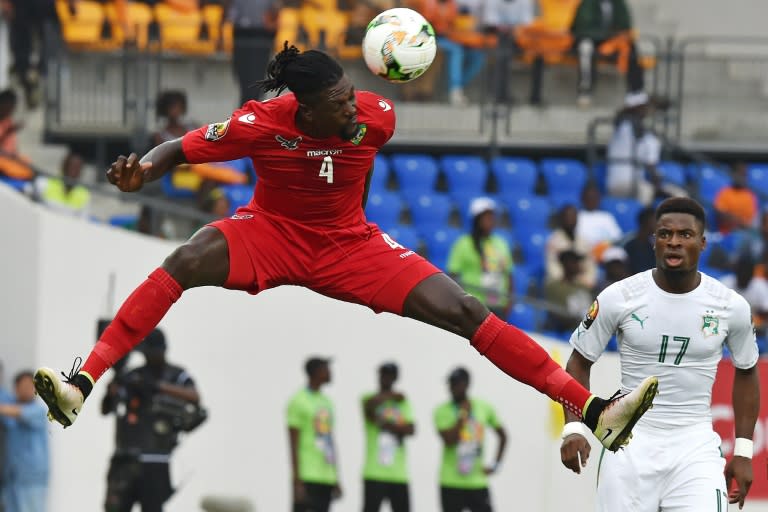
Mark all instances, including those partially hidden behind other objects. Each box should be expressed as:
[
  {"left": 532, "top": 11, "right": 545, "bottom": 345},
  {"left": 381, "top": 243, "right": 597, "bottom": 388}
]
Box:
[
  {"left": 582, "top": 299, "right": 599, "bottom": 329},
  {"left": 205, "top": 119, "right": 231, "bottom": 141}
]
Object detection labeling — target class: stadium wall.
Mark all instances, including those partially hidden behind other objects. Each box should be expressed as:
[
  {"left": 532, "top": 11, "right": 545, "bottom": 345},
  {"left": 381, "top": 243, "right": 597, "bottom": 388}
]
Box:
[{"left": 2, "top": 184, "right": 768, "bottom": 512}]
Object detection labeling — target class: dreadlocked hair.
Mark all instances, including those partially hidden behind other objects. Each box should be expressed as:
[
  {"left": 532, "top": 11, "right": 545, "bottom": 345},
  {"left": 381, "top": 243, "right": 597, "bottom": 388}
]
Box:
[{"left": 256, "top": 42, "right": 344, "bottom": 98}]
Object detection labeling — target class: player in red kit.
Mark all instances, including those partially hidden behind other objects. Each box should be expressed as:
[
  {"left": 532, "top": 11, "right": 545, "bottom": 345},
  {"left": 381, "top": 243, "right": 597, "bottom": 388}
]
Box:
[{"left": 34, "top": 44, "right": 658, "bottom": 452}]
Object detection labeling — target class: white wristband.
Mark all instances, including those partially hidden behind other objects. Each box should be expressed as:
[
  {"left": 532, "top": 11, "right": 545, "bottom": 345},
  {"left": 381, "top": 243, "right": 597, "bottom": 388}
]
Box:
[
  {"left": 734, "top": 438, "right": 754, "bottom": 459},
  {"left": 561, "top": 421, "right": 591, "bottom": 440}
]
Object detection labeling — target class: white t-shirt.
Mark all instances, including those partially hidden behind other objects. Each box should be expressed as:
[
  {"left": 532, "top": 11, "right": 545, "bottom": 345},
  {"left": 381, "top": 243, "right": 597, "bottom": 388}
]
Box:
[
  {"left": 720, "top": 274, "right": 768, "bottom": 313},
  {"left": 606, "top": 120, "right": 661, "bottom": 197},
  {"left": 575, "top": 209, "right": 623, "bottom": 248},
  {"left": 570, "top": 270, "right": 758, "bottom": 429},
  {"left": 481, "top": 0, "right": 534, "bottom": 27}
]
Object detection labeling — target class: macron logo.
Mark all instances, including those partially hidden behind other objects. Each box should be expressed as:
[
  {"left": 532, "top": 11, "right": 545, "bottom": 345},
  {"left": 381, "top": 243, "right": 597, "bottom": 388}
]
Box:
[
  {"left": 378, "top": 99, "right": 392, "bottom": 112},
  {"left": 238, "top": 113, "right": 256, "bottom": 124}
]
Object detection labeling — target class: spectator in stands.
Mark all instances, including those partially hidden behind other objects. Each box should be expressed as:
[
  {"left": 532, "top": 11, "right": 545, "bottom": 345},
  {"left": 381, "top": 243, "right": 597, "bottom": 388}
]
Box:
[
  {"left": 606, "top": 93, "right": 676, "bottom": 205},
  {"left": 35, "top": 152, "right": 91, "bottom": 218},
  {"left": 721, "top": 254, "right": 768, "bottom": 340},
  {"left": 713, "top": 162, "right": 759, "bottom": 235},
  {"left": 0, "top": 88, "right": 32, "bottom": 182},
  {"left": 570, "top": 0, "right": 643, "bottom": 107},
  {"left": 0, "top": 371, "right": 49, "bottom": 512},
  {"left": 224, "top": 0, "right": 279, "bottom": 105},
  {"left": 199, "top": 186, "right": 231, "bottom": 218},
  {"left": 595, "top": 245, "right": 629, "bottom": 293},
  {"left": 344, "top": 0, "right": 396, "bottom": 45},
  {"left": 622, "top": 206, "right": 655, "bottom": 275},
  {"left": 288, "top": 357, "right": 341, "bottom": 512},
  {"left": 544, "top": 249, "right": 593, "bottom": 334},
  {"left": 447, "top": 197, "right": 514, "bottom": 318},
  {"left": 546, "top": 204, "right": 597, "bottom": 289},
  {"left": 575, "top": 182, "right": 623, "bottom": 250},
  {"left": 152, "top": 90, "right": 198, "bottom": 147},
  {"left": 481, "top": 0, "right": 536, "bottom": 105},
  {"left": 434, "top": 367, "right": 506, "bottom": 512}
]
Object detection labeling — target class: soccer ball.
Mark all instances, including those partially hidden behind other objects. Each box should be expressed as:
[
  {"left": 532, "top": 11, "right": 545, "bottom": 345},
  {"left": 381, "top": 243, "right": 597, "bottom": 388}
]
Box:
[{"left": 362, "top": 8, "right": 437, "bottom": 83}]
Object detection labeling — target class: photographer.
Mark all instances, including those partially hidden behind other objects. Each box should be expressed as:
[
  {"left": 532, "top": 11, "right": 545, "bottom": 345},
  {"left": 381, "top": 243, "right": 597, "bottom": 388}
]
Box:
[{"left": 101, "top": 329, "right": 203, "bottom": 512}]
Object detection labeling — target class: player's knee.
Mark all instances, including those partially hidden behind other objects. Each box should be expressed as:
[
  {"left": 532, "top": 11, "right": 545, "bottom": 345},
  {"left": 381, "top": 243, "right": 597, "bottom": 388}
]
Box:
[
  {"left": 162, "top": 243, "right": 203, "bottom": 288},
  {"left": 447, "top": 293, "right": 490, "bottom": 338}
]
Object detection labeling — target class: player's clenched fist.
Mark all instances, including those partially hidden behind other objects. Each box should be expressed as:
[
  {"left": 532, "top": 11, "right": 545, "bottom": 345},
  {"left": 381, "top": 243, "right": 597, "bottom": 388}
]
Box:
[
  {"left": 560, "top": 434, "right": 591, "bottom": 474},
  {"left": 106, "top": 153, "right": 153, "bottom": 192}
]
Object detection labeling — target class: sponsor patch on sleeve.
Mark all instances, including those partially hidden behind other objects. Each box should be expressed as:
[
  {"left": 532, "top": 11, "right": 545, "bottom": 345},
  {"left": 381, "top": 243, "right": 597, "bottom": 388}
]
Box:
[
  {"left": 205, "top": 119, "right": 231, "bottom": 141},
  {"left": 582, "top": 299, "right": 599, "bottom": 329}
]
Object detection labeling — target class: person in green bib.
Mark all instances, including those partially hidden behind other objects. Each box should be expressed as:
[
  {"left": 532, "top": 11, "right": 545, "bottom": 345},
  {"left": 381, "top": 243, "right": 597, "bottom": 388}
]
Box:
[
  {"left": 434, "top": 367, "right": 507, "bottom": 512},
  {"left": 287, "top": 357, "right": 341, "bottom": 512},
  {"left": 447, "top": 197, "right": 514, "bottom": 319},
  {"left": 361, "top": 362, "right": 415, "bottom": 512}
]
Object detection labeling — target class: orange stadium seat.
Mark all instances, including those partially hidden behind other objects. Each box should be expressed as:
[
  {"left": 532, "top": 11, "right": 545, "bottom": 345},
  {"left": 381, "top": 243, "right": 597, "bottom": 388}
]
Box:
[
  {"left": 55, "top": 1, "right": 119, "bottom": 51},
  {"left": 100, "top": 1, "right": 155, "bottom": 50},
  {"left": 154, "top": 2, "right": 218, "bottom": 54},
  {"left": 275, "top": 7, "right": 301, "bottom": 52},
  {"left": 299, "top": 4, "right": 350, "bottom": 55}
]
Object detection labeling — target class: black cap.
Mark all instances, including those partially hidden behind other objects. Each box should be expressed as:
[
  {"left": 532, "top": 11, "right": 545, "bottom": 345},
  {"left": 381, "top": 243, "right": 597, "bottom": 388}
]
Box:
[
  {"left": 448, "top": 366, "right": 470, "bottom": 383},
  {"left": 379, "top": 361, "right": 399, "bottom": 377},
  {"left": 305, "top": 356, "right": 331, "bottom": 377},
  {"left": 139, "top": 329, "right": 166, "bottom": 352}
]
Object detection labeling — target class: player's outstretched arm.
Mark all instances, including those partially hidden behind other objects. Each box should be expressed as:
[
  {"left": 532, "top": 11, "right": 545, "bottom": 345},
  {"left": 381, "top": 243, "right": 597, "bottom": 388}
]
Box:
[
  {"left": 106, "top": 139, "right": 186, "bottom": 192},
  {"left": 725, "top": 364, "right": 760, "bottom": 509},
  {"left": 560, "top": 350, "right": 594, "bottom": 474}
]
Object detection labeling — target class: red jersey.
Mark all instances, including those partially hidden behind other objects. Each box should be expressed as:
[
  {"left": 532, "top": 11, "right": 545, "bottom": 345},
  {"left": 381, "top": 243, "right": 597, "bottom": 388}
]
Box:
[{"left": 181, "top": 91, "right": 396, "bottom": 228}]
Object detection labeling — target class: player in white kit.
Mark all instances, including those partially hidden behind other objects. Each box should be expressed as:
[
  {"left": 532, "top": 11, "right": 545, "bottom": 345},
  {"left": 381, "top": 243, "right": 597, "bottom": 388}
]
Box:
[{"left": 559, "top": 197, "right": 760, "bottom": 511}]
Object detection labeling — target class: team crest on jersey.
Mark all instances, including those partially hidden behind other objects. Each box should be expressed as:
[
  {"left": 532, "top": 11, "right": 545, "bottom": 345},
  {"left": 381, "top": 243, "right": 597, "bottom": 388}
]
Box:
[
  {"left": 350, "top": 123, "right": 367, "bottom": 145},
  {"left": 275, "top": 134, "right": 302, "bottom": 150},
  {"left": 582, "top": 299, "right": 599, "bottom": 329},
  {"left": 205, "top": 119, "right": 230, "bottom": 141},
  {"left": 702, "top": 312, "right": 719, "bottom": 337}
]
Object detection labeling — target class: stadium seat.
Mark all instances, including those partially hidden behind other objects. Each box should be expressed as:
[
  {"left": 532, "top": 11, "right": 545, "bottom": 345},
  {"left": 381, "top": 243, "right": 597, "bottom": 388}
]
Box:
[
  {"left": 748, "top": 163, "right": 768, "bottom": 196},
  {"left": 368, "top": 154, "right": 390, "bottom": 192},
  {"left": 299, "top": 3, "right": 349, "bottom": 53},
  {"left": 109, "top": 214, "right": 138, "bottom": 228},
  {"left": 505, "top": 195, "right": 552, "bottom": 230},
  {"left": 422, "top": 227, "right": 463, "bottom": 270},
  {"left": 490, "top": 157, "right": 537, "bottom": 196},
  {"left": 592, "top": 161, "right": 607, "bottom": 193},
  {"left": 154, "top": 3, "right": 216, "bottom": 54},
  {"left": 512, "top": 265, "right": 534, "bottom": 297},
  {"left": 274, "top": 7, "right": 300, "bottom": 52},
  {"left": 441, "top": 155, "right": 489, "bottom": 198},
  {"left": 695, "top": 164, "right": 731, "bottom": 204},
  {"left": 540, "top": 158, "right": 587, "bottom": 195},
  {"left": 405, "top": 192, "right": 454, "bottom": 233},
  {"left": 161, "top": 167, "right": 201, "bottom": 198},
  {"left": 221, "top": 184, "right": 252, "bottom": 215},
  {"left": 56, "top": 0, "right": 120, "bottom": 51},
  {"left": 506, "top": 303, "right": 539, "bottom": 331},
  {"left": 390, "top": 154, "right": 439, "bottom": 194},
  {"left": 515, "top": 227, "right": 550, "bottom": 276},
  {"left": 365, "top": 191, "right": 403, "bottom": 227},
  {"left": 601, "top": 197, "right": 643, "bottom": 233},
  {"left": 656, "top": 161, "right": 686, "bottom": 187},
  {"left": 381, "top": 224, "right": 421, "bottom": 252},
  {"left": 0, "top": 176, "right": 30, "bottom": 192},
  {"left": 548, "top": 191, "right": 581, "bottom": 211}
]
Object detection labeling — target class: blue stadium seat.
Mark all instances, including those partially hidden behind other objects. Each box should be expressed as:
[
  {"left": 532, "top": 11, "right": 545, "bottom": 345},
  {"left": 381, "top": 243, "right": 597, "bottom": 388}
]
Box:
[
  {"left": 390, "top": 154, "right": 439, "bottom": 193},
  {"left": 515, "top": 227, "right": 550, "bottom": 276},
  {"left": 548, "top": 191, "right": 581, "bottom": 211},
  {"left": 601, "top": 197, "right": 643, "bottom": 233},
  {"left": 422, "top": 226, "right": 463, "bottom": 270},
  {"left": 221, "top": 184, "right": 253, "bottom": 215},
  {"left": 505, "top": 195, "right": 552, "bottom": 230},
  {"left": 441, "top": 155, "right": 489, "bottom": 198},
  {"left": 365, "top": 191, "right": 403, "bottom": 227},
  {"left": 592, "top": 162, "right": 607, "bottom": 193},
  {"left": 490, "top": 157, "right": 537, "bottom": 196},
  {"left": 748, "top": 163, "right": 768, "bottom": 196},
  {"left": 507, "top": 303, "right": 539, "bottom": 331},
  {"left": 0, "top": 176, "right": 30, "bottom": 192},
  {"left": 695, "top": 165, "right": 731, "bottom": 204},
  {"left": 540, "top": 158, "right": 587, "bottom": 195},
  {"left": 369, "top": 154, "right": 390, "bottom": 192},
  {"left": 216, "top": 157, "right": 256, "bottom": 183},
  {"left": 656, "top": 161, "right": 686, "bottom": 187},
  {"left": 512, "top": 265, "right": 533, "bottom": 297},
  {"left": 381, "top": 224, "right": 421, "bottom": 251},
  {"left": 404, "top": 192, "right": 454, "bottom": 232},
  {"left": 109, "top": 214, "right": 138, "bottom": 228}
]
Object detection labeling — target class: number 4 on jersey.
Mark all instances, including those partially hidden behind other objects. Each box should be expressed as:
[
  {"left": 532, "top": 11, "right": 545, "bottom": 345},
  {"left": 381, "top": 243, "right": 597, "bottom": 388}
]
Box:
[{"left": 319, "top": 156, "right": 334, "bottom": 184}]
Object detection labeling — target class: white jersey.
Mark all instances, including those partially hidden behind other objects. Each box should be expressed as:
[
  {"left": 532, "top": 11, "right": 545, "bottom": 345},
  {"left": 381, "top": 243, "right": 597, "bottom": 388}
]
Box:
[{"left": 570, "top": 270, "right": 758, "bottom": 429}]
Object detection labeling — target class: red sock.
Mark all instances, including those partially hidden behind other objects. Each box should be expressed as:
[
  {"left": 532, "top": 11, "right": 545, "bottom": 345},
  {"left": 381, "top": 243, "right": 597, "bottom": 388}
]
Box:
[
  {"left": 471, "top": 313, "right": 592, "bottom": 418},
  {"left": 81, "top": 268, "right": 183, "bottom": 383}
]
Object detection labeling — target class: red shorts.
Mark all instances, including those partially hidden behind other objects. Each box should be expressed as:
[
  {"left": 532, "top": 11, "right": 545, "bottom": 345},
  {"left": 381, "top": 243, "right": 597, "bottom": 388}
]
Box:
[{"left": 209, "top": 207, "right": 441, "bottom": 315}]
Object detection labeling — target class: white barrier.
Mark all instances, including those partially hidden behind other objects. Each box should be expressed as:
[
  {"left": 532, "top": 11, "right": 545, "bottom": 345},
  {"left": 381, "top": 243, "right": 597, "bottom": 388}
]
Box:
[{"left": 2, "top": 185, "right": 767, "bottom": 511}]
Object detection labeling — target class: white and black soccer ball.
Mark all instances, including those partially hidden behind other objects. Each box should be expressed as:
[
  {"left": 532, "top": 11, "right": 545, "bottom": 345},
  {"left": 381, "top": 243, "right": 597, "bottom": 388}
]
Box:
[{"left": 362, "top": 8, "right": 437, "bottom": 83}]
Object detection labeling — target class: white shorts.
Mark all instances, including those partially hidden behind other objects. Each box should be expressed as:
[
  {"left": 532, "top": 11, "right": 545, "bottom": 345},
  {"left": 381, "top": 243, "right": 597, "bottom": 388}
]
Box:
[{"left": 596, "top": 422, "right": 728, "bottom": 512}]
